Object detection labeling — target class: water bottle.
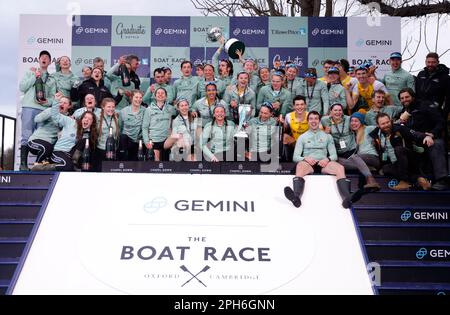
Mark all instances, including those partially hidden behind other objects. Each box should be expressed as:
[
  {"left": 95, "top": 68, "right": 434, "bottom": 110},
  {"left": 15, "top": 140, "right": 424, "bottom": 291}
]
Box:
[
  {"left": 81, "top": 138, "right": 91, "bottom": 171},
  {"left": 137, "top": 139, "right": 145, "bottom": 161},
  {"left": 35, "top": 75, "right": 46, "bottom": 102},
  {"left": 147, "top": 141, "right": 155, "bottom": 161},
  {"left": 119, "top": 64, "right": 131, "bottom": 87},
  {"left": 105, "top": 127, "right": 116, "bottom": 160}
]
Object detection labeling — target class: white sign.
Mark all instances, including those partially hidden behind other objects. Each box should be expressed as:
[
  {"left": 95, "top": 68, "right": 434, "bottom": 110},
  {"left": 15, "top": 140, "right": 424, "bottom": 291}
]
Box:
[
  {"left": 347, "top": 17, "right": 401, "bottom": 78},
  {"left": 16, "top": 15, "right": 73, "bottom": 169},
  {"left": 12, "top": 173, "right": 373, "bottom": 295}
]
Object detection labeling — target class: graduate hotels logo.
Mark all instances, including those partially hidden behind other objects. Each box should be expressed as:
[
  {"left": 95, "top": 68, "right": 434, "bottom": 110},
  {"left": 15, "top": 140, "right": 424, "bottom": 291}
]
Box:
[{"left": 115, "top": 23, "right": 146, "bottom": 39}]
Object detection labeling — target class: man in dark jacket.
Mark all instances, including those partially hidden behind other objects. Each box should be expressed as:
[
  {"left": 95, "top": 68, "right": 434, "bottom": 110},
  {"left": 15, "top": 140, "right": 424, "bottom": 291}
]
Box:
[
  {"left": 370, "top": 113, "right": 428, "bottom": 190},
  {"left": 398, "top": 88, "right": 449, "bottom": 190},
  {"left": 70, "top": 67, "right": 122, "bottom": 108},
  {"left": 415, "top": 52, "right": 450, "bottom": 117}
]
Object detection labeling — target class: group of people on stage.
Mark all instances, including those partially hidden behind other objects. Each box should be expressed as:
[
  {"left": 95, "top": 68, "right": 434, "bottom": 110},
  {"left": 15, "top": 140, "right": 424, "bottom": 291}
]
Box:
[{"left": 18, "top": 45, "right": 450, "bottom": 203}]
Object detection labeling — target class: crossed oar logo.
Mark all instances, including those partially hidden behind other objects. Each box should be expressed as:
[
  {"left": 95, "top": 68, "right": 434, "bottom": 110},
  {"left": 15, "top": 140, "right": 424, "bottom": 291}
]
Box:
[{"left": 180, "top": 265, "right": 211, "bottom": 287}]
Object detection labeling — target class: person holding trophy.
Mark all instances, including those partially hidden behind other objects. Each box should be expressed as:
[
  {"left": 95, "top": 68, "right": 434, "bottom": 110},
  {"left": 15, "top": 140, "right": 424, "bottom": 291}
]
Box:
[{"left": 209, "top": 26, "right": 244, "bottom": 87}]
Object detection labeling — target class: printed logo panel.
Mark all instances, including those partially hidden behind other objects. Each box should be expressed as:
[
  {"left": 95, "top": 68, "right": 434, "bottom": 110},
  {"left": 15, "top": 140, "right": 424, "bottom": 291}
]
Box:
[
  {"left": 229, "top": 17, "right": 268, "bottom": 47},
  {"left": 151, "top": 16, "right": 190, "bottom": 47},
  {"left": 72, "top": 15, "right": 112, "bottom": 46},
  {"left": 308, "top": 17, "right": 347, "bottom": 47},
  {"left": 71, "top": 46, "right": 111, "bottom": 77},
  {"left": 111, "top": 16, "right": 151, "bottom": 47},
  {"left": 308, "top": 48, "right": 348, "bottom": 77},
  {"left": 150, "top": 47, "right": 190, "bottom": 79},
  {"left": 190, "top": 16, "right": 229, "bottom": 48},
  {"left": 269, "top": 48, "right": 308, "bottom": 76},
  {"left": 111, "top": 47, "right": 151, "bottom": 79},
  {"left": 268, "top": 17, "right": 308, "bottom": 48}
]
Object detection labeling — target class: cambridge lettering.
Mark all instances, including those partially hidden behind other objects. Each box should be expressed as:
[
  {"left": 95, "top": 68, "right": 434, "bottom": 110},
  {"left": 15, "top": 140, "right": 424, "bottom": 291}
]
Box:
[{"left": 120, "top": 246, "right": 271, "bottom": 262}]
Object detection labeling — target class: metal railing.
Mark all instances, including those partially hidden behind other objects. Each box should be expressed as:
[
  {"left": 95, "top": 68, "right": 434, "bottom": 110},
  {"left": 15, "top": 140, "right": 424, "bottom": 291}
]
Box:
[{"left": 0, "top": 114, "right": 16, "bottom": 170}]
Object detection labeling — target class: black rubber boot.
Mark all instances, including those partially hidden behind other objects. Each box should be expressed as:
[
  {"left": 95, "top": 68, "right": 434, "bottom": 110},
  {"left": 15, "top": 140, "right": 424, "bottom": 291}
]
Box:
[
  {"left": 284, "top": 177, "right": 305, "bottom": 208},
  {"left": 337, "top": 178, "right": 351, "bottom": 209},
  {"left": 20, "top": 146, "right": 29, "bottom": 171}
]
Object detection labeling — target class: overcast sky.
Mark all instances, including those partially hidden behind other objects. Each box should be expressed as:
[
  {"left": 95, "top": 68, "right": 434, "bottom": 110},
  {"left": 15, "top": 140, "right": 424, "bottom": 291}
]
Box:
[{"left": 0, "top": 0, "right": 449, "bottom": 118}]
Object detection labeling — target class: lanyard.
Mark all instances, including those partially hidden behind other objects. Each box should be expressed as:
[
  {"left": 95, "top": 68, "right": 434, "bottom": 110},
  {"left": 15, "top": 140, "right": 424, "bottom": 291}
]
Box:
[
  {"left": 289, "top": 80, "right": 294, "bottom": 94},
  {"left": 103, "top": 115, "right": 113, "bottom": 130},
  {"left": 331, "top": 117, "right": 346, "bottom": 137},
  {"left": 306, "top": 83, "right": 315, "bottom": 100},
  {"left": 207, "top": 98, "right": 218, "bottom": 119},
  {"left": 181, "top": 115, "right": 191, "bottom": 133},
  {"left": 213, "top": 122, "right": 227, "bottom": 150}
]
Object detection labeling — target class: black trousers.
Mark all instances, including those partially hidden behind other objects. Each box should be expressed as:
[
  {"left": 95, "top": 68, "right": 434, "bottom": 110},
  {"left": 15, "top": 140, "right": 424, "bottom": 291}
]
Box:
[
  {"left": 50, "top": 151, "right": 74, "bottom": 171},
  {"left": 383, "top": 146, "right": 422, "bottom": 182},
  {"left": 28, "top": 139, "right": 53, "bottom": 163},
  {"left": 118, "top": 134, "right": 140, "bottom": 161}
]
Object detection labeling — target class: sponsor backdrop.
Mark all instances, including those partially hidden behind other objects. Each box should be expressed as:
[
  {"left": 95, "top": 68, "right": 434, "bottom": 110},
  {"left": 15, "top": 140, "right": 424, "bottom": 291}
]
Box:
[
  {"left": 16, "top": 15, "right": 400, "bottom": 168},
  {"left": 19, "top": 14, "right": 401, "bottom": 81},
  {"left": 12, "top": 173, "right": 373, "bottom": 294}
]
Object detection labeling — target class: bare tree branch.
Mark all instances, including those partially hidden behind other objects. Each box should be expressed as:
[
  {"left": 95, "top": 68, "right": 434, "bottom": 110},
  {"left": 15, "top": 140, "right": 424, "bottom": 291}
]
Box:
[
  {"left": 424, "top": 17, "right": 432, "bottom": 53},
  {"left": 357, "top": 0, "right": 450, "bottom": 17},
  {"left": 403, "top": 20, "right": 422, "bottom": 62}
]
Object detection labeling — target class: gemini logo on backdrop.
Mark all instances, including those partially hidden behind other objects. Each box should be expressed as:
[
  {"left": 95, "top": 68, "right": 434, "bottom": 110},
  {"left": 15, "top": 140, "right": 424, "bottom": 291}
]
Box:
[
  {"left": 27, "top": 36, "right": 64, "bottom": 45},
  {"left": 230, "top": 17, "right": 269, "bottom": 47},
  {"left": 151, "top": 17, "right": 190, "bottom": 47},
  {"left": 356, "top": 38, "right": 393, "bottom": 47},
  {"left": 308, "top": 17, "right": 347, "bottom": 47},
  {"left": 72, "top": 15, "right": 112, "bottom": 46}
]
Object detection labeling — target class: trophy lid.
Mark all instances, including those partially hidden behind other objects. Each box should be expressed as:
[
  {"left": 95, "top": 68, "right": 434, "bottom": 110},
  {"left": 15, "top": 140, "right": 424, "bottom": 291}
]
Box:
[{"left": 224, "top": 38, "right": 245, "bottom": 60}]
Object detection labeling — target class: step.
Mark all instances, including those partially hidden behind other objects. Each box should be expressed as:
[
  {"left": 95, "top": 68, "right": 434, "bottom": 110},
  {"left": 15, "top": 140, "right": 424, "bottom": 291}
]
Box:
[
  {"left": 378, "top": 282, "right": 450, "bottom": 295},
  {"left": 365, "top": 242, "right": 450, "bottom": 262},
  {"left": 0, "top": 173, "right": 54, "bottom": 189},
  {"left": 0, "top": 238, "right": 28, "bottom": 259},
  {"left": 0, "top": 189, "right": 48, "bottom": 204},
  {"left": 360, "top": 226, "right": 450, "bottom": 242},
  {"left": 0, "top": 259, "right": 19, "bottom": 282},
  {"left": 0, "top": 280, "right": 8, "bottom": 295},
  {"left": 356, "top": 191, "right": 450, "bottom": 207},
  {"left": 353, "top": 208, "right": 450, "bottom": 224},
  {"left": 377, "top": 261, "right": 450, "bottom": 284},
  {"left": 0, "top": 205, "right": 41, "bottom": 221},
  {"left": 0, "top": 221, "right": 35, "bottom": 238},
  {"left": 348, "top": 175, "right": 395, "bottom": 192}
]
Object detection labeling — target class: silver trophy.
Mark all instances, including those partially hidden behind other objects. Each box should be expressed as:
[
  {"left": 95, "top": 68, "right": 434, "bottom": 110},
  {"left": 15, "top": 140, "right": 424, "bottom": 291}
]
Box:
[
  {"left": 207, "top": 27, "right": 245, "bottom": 60},
  {"left": 234, "top": 104, "right": 252, "bottom": 138}
]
